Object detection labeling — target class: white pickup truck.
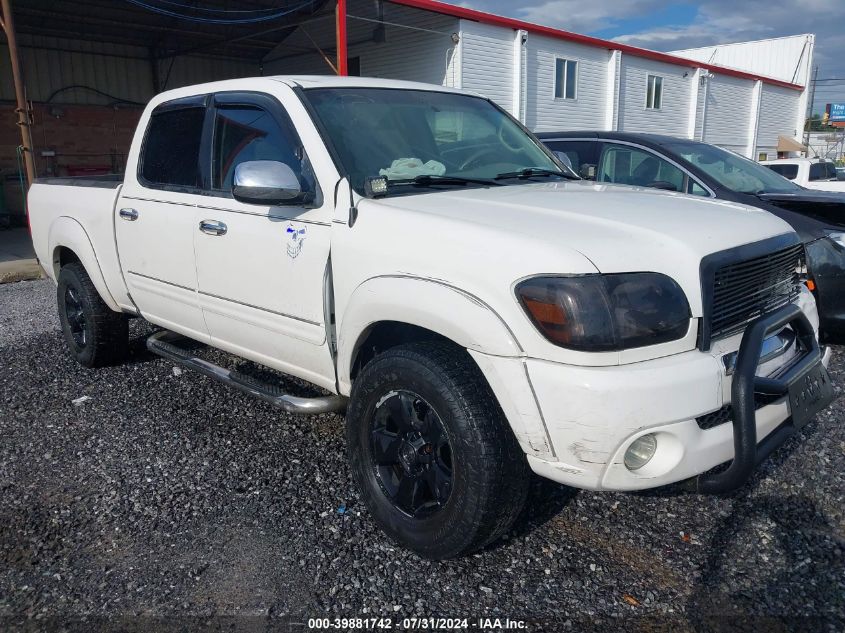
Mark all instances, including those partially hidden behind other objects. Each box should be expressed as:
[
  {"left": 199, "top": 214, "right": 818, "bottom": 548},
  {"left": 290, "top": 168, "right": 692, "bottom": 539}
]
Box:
[
  {"left": 28, "top": 76, "right": 835, "bottom": 559},
  {"left": 761, "top": 157, "right": 845, "bottom": 193}
]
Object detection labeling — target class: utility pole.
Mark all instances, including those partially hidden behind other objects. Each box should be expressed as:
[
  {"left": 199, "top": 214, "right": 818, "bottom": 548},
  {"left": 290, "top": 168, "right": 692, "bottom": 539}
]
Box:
[
  {"left": 803, "top": 65, "right": 818, "bottom": 153},
  {"left": 1, "top": 0, "right": 35, "bottom": 187}
]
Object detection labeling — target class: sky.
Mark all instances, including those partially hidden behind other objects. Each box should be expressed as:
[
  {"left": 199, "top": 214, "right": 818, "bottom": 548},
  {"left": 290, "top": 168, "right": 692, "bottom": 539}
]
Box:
[{"left": 459, "top": 0, "right": 845, "bottom": 112}]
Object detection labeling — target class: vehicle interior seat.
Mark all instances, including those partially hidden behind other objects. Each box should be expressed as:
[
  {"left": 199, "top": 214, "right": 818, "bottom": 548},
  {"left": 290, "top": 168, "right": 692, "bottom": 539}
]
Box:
[{"left": 631, "top": 156, "right": 660, "bottom": 186}]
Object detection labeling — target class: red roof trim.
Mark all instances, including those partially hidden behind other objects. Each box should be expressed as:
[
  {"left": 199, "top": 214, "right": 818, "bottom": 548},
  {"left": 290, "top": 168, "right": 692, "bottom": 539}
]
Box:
[{"left": 387, "top": 0, "right": 805, "bottom": 91}]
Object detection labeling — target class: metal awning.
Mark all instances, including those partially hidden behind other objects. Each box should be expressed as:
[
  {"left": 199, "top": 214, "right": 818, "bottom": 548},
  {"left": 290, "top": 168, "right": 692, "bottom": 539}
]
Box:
[{"left": 777, "top": 135, "right": 807, "bottom": 153}]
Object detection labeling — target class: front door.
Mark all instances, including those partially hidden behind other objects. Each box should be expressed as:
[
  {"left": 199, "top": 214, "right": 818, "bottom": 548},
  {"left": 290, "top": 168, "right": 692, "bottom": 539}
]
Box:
[
  {"left": 116, "top": 95, "right": 209, "bottom": 342},
  {"left": 192, "top": 91, "right": 336, "bottom": 390}
]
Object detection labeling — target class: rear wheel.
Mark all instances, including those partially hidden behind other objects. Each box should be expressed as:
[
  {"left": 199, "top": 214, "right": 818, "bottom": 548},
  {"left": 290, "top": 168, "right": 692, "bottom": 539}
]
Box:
[
  {"left": 57, "top": 262, "right": 129, "bottom": 367},
  {"left": 346, "top": 341, "right": 530, "bottom": 559}
]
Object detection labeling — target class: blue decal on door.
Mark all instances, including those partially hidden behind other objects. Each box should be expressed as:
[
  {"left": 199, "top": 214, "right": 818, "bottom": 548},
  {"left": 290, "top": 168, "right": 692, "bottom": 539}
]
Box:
[{"left": 286, "top": 224, "right": 307, "bottom": 259}]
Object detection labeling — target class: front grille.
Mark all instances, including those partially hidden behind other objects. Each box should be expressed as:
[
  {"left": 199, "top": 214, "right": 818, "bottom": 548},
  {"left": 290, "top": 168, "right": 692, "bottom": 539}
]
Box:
[
  {"left": 709, "top": 244, "right": 802, "bottom": 342},
  {"left": 696, "top": 393, "right": 783, "bottom": 430}
]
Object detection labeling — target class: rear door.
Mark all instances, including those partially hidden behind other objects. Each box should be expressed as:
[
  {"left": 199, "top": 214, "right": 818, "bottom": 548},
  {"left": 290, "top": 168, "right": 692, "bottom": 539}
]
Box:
[{"left": 116, "top": 96, "right": 210, "bottom": 342}]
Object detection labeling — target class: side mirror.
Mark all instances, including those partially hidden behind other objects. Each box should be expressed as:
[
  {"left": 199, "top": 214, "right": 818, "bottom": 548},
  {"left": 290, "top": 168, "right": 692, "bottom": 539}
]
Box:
[
  {"left": 580, "top": 163, "right": 597, "bottom": 180},
  {"left": 233, "top": 160, "right": 304, "bottom": 206}
]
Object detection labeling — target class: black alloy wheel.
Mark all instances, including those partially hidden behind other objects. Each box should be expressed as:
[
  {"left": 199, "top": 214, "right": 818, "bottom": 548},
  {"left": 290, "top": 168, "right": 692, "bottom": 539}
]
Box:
[
  {"left": 64, "top": 285, "right": 88, "bottom": 347},
  {"left": 370, "top": 390, "right": 453, "bottom": 517},
  {"left": 57, "top": 262, "right": 129, "bottom": 368},
  {"left": 346, "top": 341, "right": 531, "bottom": 558}
]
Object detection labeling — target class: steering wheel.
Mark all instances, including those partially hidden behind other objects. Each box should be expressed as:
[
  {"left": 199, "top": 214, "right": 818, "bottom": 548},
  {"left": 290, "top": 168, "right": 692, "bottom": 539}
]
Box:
[
  {"left": 498, "top": 124, "right": 524, "bottom": 152},
  {"left": 458, "top": 147, "right": 503, "bottom": 171}
]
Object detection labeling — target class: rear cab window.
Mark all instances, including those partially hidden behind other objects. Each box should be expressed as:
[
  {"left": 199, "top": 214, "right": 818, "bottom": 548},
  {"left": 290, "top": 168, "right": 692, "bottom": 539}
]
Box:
[{"left": 766, "top": 164, "right": 799, "bottom": 180}]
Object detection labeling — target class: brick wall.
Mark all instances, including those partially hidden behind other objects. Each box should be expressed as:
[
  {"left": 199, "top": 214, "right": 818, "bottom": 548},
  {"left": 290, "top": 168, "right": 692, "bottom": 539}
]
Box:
[{"left": 0, "top": 103, "right": 143, "bottom": 220}]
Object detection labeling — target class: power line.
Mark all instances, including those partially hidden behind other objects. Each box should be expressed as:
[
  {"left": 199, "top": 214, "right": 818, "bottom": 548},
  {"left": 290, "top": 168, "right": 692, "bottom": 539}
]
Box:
[
  {"left": 122, "top": 0, "right": 317, "bottom": 24},
  {"left": 153, "top": 0, "right": 294, "bottom": 13}
]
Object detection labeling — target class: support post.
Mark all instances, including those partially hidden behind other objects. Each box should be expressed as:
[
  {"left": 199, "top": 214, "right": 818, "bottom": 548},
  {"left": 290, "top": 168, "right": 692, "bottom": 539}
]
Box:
[
  {"left": 1, "top": 0, "right": 36, "bottom": 187},
  {"left": 335, "top": 0, "right": 348, "bottom": 76},
  {"left": 149, "top": 46, "right": 160, "bottom": 94}
]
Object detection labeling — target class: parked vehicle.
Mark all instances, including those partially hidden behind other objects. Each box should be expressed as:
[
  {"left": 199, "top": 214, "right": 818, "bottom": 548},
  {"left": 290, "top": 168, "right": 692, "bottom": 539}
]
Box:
[
  {"left": 760, "top": 157, "right": 845, "bottom": 192},
  {"left": 539, "top": 131, "right": 845, "bottom": 340},
  {"left": 28, "top": 78, "right": 834, "bottom": 558}
]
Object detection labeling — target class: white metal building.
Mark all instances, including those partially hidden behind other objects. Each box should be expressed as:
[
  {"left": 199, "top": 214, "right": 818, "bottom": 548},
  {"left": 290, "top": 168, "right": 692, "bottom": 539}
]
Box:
[{"left": 263, "top": 0, "right": 814, "bottom": 160}]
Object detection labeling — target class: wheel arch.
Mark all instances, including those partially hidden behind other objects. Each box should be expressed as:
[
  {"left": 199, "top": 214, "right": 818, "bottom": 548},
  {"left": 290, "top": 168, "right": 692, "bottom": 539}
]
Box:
[
  {"left": 338, "top": 275, "right": 522, "bottom": 392},
  {"left": 338, "top": 276, "right": 554, "bottom": 460},
  {"left": 49, "top": 217, "right": 120, "bottom": 311}
]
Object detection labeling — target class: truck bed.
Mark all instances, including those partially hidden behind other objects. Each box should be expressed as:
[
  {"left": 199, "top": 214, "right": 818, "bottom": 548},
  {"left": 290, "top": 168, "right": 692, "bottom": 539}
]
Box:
[{"left": 28, "top": 177, "right": 131, "bottom": 311}]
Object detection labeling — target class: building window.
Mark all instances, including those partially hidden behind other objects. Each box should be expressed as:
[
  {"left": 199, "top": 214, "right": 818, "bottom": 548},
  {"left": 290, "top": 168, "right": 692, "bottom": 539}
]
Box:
[
  {"left": 555, "top": 59, "right": 578, "bottom": 99},
  {"left": 646, "top": 75, "right": 663, "bottom": 109}
]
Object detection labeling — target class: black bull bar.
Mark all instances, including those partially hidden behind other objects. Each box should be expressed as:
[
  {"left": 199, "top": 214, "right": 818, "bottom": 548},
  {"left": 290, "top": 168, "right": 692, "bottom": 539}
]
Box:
[{"left": 691, "top": 303, "right": 834, "bottom": 493}]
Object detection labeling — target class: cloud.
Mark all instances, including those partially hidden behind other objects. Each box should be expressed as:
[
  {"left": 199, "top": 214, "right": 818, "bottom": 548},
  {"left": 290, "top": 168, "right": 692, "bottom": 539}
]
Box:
[{"left": 514, "top": 0, "right": 665, "bottom": 34}]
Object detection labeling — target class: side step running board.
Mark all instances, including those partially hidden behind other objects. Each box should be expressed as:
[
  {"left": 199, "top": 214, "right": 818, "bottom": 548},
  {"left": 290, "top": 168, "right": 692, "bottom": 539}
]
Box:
[{"left": 147, "top": 330, "right": 347, "bottom": 415}]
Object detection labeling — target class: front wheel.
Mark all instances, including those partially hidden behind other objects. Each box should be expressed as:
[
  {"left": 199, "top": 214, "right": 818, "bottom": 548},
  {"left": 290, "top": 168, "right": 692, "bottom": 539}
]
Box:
[
  {"left": 346, "top": 342, "right": 530, "bottom": 559},
  {"left": 57, "top": 262, "right": 129, "bottom": 368}
]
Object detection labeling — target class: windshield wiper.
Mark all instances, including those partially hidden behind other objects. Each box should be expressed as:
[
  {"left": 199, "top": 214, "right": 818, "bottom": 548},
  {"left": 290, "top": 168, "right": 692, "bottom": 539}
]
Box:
[
  {"left": 494, "top": 167, "right": 578, "bottom": 180},
  {"left": 388, "top": 174, "right": 502, "bottom": 189}
]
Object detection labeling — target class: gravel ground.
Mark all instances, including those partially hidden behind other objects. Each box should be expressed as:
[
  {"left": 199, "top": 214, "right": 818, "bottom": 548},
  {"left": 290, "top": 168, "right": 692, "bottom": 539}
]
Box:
[{"left": 1, "top": 279, "right": 843, "bottom": 632}]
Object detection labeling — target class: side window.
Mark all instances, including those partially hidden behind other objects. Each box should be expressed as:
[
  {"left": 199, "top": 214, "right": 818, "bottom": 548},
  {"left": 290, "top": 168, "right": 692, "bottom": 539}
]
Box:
[
  {"left": 598, "top": 143, "right": 686, "bottom": 192},
  {"left": 140, "top": 106, "right": 205, "bottom": 188},
  {"left": 767, "top": 164, "right": 799, "bottom": 180},
  {"left": 211, "top": 104, "right": 306, "bottom": 192},
  {"left": 687, "top": 180, "right": 709, "bottom": 197},
  {"left": 809, "top": 163, "right": 825, "bottom": 181},
  {"left": 646, "top": 75, "right": 663, "bottom": 109},
  {"left": 825, "top": 162, "right": 837, "bottom": 180},
  {"left": 544, "top": 140, "right": 597, "bottom": 178},
  {"left": 554, "top": 59, "right": 578, "bottom": 99}
]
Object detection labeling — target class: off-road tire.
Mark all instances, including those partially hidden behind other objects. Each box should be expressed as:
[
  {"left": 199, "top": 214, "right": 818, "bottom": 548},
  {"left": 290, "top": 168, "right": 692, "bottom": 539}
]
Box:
[
  {"left": 346, "top": 341, "right": 530, "bottom": 559},
  {"left": 57, "top": 262, "right": 129, "bottom": 368}
]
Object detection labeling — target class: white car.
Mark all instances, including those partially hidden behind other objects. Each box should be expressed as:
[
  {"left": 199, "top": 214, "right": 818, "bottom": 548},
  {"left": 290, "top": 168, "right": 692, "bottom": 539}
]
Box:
[
  {"left": 761, "top": 157, "right": 845, "bottom": 192},
  {"left": 27, "top": 76, "right": 834, "bottom": 558}
]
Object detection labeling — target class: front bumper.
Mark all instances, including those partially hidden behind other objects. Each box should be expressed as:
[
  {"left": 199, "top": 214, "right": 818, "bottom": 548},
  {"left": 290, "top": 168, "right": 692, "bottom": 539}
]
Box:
[{"left": 494, "top": 296, "right": 834, "bottom": 492}]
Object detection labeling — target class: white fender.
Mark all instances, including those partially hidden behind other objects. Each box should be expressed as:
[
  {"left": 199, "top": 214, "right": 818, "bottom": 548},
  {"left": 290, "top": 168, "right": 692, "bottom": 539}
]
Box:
[
  {"left": 338, "top": 275, "right": 522, "bottom": 389},
  {"left": 48, "top": 216, "right": 121, "bottom": 312},
  {"left": 337, "top": 275, "right": 555, "bottom": 459}
]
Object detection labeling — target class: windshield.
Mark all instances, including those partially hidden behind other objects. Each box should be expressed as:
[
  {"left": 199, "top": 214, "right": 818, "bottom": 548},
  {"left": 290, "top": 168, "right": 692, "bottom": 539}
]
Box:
[
  {"left": 665, "top": 142, "right": 802, "bottom": 194},
  {"left": 303, "top": 87, "right": 566, "bottom": 195}
]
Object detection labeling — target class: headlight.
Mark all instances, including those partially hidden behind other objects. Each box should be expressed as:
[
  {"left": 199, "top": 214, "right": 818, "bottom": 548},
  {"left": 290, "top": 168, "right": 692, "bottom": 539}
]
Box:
[
  {"left": 827, "top": 231, "right": 845, "bottom": 250},
  {"left": 515, "top": 273, "right": 691, "bottom": 351}
]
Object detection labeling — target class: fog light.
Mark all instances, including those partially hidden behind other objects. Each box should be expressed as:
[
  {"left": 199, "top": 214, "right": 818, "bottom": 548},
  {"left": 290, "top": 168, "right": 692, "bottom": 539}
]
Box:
[{"left": 624, "top": 434, "right": 657, "bottom": 471}]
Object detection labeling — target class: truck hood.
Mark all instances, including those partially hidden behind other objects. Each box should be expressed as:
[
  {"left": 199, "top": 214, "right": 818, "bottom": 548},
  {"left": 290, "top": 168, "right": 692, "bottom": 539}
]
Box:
[{"left": 373, "top": 180, "right": 795, "bottom": 315}]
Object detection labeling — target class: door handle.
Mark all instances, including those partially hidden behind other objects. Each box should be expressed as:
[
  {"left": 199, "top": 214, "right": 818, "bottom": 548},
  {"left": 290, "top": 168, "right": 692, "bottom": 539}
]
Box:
[
  {"left": 119, "top": 208, "right": 139, "bottom": 221},
  {"left": 199, "top": 220, "right": 227, "bottom": 236}
]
